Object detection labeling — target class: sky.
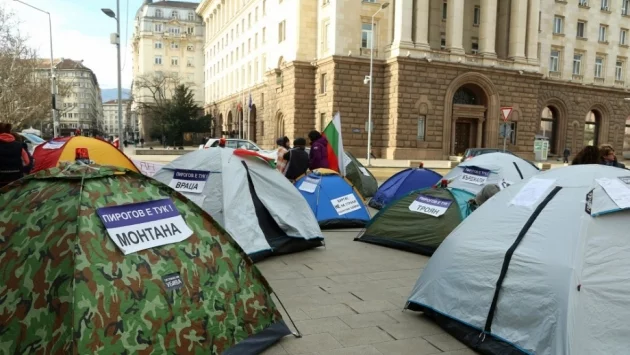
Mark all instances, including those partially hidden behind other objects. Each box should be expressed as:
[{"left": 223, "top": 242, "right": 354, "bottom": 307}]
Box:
[{"left": 2, "top": 0, "right": 147, "bottom": 89}]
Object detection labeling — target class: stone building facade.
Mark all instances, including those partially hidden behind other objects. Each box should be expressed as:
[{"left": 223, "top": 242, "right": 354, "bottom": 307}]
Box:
[{"left": 198, "top": 0, "right": 630, "bottom": 160}]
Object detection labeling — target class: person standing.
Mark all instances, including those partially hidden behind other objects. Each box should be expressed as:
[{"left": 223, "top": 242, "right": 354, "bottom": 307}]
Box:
[
  {"left": 0, "top": 123, "right": 31, "bottom": 188},
  {"left": 563, "top": 147, "right": 570, "bottom": 164},
  {"left": 283, "top": 138, "right": 310, "bottom": 181},
  {"left": 275, "top": 136, "right": 290, "bottom": 173},
  {"left": 112, "top": 135, "right": 120, "bottom": 149},
  {"left": 308, "top": 130, "right": 330, "bottom": 170}
]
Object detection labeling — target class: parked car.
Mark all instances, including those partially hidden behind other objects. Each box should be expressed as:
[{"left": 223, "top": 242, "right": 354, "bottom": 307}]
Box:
[
  {"left": 202, "top": 138, "right": 278, "bottom": 159},
  {"left": 18, "top": 132, "right": 45, "bottom": 154}
]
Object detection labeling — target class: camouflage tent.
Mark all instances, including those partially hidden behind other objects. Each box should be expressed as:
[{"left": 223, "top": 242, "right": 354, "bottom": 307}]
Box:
[{"left": 0, "top": 164, "right": 291, "bottom": 354}]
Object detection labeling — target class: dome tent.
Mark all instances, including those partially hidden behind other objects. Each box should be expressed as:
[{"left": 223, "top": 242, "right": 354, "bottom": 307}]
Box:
[
  {"left": 342, "top": 151, "right": 378, "bottom": 198},
  {"left": 0, "top": 164, "right": 292, "bottom": 354},
  {"left": 443, "top": 152, "right": 539, "bottom": 195},
  {"left": 406, "top": 165, "right": 630, "bottom": 355},
  {"left": 356, "top": 186, "right": 474, "bottom": 255},
  {"left": 32, "top": 136, "right": 139, "bottom": 173},
  {"left": 153, "top": 147, "right": 324, "bottom": 262},
  {"left": 368, "top": 167, "right": 443, "bottom": 209},
  {"left": 295, "top": 168, "right": 371, "bottom": 229}
]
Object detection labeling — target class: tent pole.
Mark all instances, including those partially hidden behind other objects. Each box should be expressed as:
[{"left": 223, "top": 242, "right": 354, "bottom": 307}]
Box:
[{"left": 273, "top": 292, "right": 302, "bottom": 338}]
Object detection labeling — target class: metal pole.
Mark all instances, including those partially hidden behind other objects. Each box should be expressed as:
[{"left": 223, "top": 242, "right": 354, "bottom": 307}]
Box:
[
  {"left": 116, "top": 0, "right": 123, "bottom": 151},
  {"left": 247, "top": 91, "right": 250, "bottom": 141},
  {"left": 367, "top": 12, "right": 376, "bottom": 167}
]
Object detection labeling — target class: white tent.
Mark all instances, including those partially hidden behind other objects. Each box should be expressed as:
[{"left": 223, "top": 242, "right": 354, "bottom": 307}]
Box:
[
  {"left": 153, "top": 148, "right": 324, "bottom": 261},
  {"left": 406, "top": 165, "right": 630, "bottom": 355},
  {"left": 443, "top": 152, "right": 539, "bottom": 194}
]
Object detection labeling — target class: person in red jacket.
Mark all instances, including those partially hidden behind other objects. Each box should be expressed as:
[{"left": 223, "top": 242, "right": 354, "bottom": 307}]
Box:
[{"left": 0, "top": 123, "right": 31, "bottom": 188}]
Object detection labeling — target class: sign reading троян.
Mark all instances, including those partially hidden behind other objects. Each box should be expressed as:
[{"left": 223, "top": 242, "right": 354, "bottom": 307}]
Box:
[
  {"left": 409, "top": 194, "right": 453, "bottom": 217},
  {"left": 97, "top": 199, "right": 193, "bottom": 255}
]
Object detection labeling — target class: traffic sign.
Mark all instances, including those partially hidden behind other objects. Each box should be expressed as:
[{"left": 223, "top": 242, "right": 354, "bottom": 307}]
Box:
[{"left": 501, "top": 107, "right": 513, "bottom": 122}]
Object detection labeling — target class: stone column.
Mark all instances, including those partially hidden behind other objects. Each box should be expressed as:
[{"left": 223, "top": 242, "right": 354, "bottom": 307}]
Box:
[
  {"left": 446, "top": 0, "right": 465, "bottom": 54},
  {"left": 415, "top": 0, "right": 430, "bottom": 49},
  {"left": 476, "top": 120, "right": 484, "bottom": 147},
  {"left": 479, "top": 0, "right": 497, "bottom": 57},
  {"left": 526, "top": 0, "right": 540, "bottom": 64},
  {"left": 450, "top": 117, "right": 457, "bottom": 155},
  {"left": 508, "top": 0, "right": 528, "bottom": 61},
  {"left": 393, "top": 0, "right": 414, "bottom": 47}
]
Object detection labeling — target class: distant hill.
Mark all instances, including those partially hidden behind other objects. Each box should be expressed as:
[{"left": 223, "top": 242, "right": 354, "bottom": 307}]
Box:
[{"left": 101, "top": 88, "right": 131, "bottom": 102}]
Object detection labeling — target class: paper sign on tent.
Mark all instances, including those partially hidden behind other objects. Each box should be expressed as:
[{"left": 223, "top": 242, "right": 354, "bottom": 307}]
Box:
[
  {"left": 97, "top": 199, "right": 194, "bottom": 255},
  {"left": 331, "top": 193, "right": 361, "bottom": 216},
  {"left": 409, "top": 194, "right": 453, "bottom": 217},
  {"left": 460, "top": 167, "right": 490, "bottom": 185},
  {"left": 169, "top": 169, "right": 210, "bottom": 194},
  {"left": 299, "top": 177, "right": 320, "bottom": 193},
  {"left": 501, "top": 107, "right": 513, "bottom": 122}
]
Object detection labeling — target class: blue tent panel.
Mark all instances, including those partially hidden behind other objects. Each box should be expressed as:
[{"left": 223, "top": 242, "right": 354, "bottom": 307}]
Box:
[
  {"left": 369, "top": 168, "right": 443, "bottom": 209},
  {"left": 296, "top": 172, "right": 371, "bottom": 229}
]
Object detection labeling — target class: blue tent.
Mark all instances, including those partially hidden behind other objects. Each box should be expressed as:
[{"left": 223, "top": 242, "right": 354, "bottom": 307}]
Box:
[
  {"left": 295, "top": 169, "right": 371, "bottom": 229},
  {"left": 368, "top": 168, "right": 443, "bottom": 209}
]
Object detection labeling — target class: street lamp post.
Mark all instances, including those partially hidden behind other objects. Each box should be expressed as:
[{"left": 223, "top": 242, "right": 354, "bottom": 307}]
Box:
[
  {"left": 102, "top": 2, "right": 123, "bottom": 152},
  {"left": 366, "top": 2, "right": 389, "bottom": 167},
  {"left": 14, "top": 0, "right": 58, "bottom": 137}
]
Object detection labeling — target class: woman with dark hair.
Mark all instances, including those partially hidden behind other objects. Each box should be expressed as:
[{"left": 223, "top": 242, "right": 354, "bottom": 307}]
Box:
[
  {"left": 571, "top": 145, "right": 600, "bottom": 165},
  {"left": 307, "top": 130, "right": 330, "bottom": 170},
  {"left": 0, "top": 123, "right": 31, "bottom": 188}
]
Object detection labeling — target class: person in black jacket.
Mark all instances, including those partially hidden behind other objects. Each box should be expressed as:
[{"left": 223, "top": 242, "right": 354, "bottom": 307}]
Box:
[
  {"left": 283, "top": 137, "right": 310, "bottom": 181},
  {"left": 0, "top": 123, "right": 31, "bottom": 188}
]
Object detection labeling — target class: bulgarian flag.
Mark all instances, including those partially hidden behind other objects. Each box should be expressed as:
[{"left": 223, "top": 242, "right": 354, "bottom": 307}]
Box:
[{"left": 322, "top": 112, "right": 346, "bottom": 176}]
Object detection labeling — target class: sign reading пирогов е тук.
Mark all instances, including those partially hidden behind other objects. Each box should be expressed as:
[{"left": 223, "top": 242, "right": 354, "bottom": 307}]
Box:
[
  {"left": 97, "top": 199, "right": 193, "bottom": 255},
  {"left": 168, "top": 169, "right": 211, "bottom": 194},
  {"left": 460, "top": 167, "right": 491, "bottom": 185},
  {"left": 409, "top": 194, "right": 453, "bottom": 217}
]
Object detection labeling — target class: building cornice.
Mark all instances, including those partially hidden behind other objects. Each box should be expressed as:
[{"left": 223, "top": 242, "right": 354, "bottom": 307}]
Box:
[{"left": 196, "top": 0, "right": 213, "bottom": 16}]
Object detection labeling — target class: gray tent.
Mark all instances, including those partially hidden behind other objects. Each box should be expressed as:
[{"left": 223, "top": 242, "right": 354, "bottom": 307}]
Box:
[
  {"left": 406, "top": 165, "right": 630, "bottom": 355},
  {"left": 153, "top": 148, "right": 324, "bottom": 261}
]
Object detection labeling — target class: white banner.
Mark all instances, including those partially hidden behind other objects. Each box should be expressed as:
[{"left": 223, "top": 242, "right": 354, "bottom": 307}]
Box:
[
  {"left": 168, "top": 169, "right": 210, "bottom": 194},
  {"left": 460, "top": 167, "right": 491, "bottom": 185},
  {"left": 97, "top": 199, "right": 193, "bottom": 255},
  {"left": 299, "top": 177, "right": 320, "bottom": 194},
  {"left": 42, "top": 141, "right": 65, "bottom": 150},
  {"left": 331, "top": 193, "right": 361, "bottom": 216},
  {"left": 409, "top": 194, "right": 453, "bottom": 217}
]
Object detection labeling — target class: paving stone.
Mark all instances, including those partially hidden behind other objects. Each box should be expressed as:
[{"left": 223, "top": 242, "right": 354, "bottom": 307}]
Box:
[
  {"left": 379, "top": 320, "right": 444, "bottom": 340},
  {"left": 274, "top": 285, "right": 329, "bottom": 298},
  {"left": 384, "top": 310, "right": 438, "bottom": 325},
  {"left": 389, "top": 285, "right": 414, "bottom": 297},
  {"left": 340, "top": 312, "right": 399, "bottom": 329},
  {"left": 264, "top": 271, "right": 305, "bottom": 280},
  {"left": 327, "top": 273, "right": 373, "bottom": 284},
  {"left": 316, "top": 345, "right": 384, "bottom": 355},
  {"left": 300, "top": 303, "right": 357, "bottom": 319},
  {"left": 373, "top": 337, "right": 443, "bottom": 355},
  {"left": 440, "top": 349, "right": 478, "bottom": 355},
  {"left": 367, "top": 269, "right": 421, "bottom": 281},
  {"left": 294, "top": 316, "right": 351, "bottom": 335},
  {"left": 271, "top": 276, "right": 337, "bottom": 289},
  {"left": 261, "top": 344, "right": 289, "bottom": 354},
  {"left": 280, "top": 331, "right": 344, "bottom": 354},
  {"left": 393, "top": 276, "right": 422, "bottom": 287},
  {"left": 345, "top": 300, "right": 399, "bottom": 313},
  {"left": 330, "top": 326, "right": 394, "bottom": 347},
  {"left": 309, "top": 292, "right": 362, "bottom": 305},
  {"left": 280, "top": 308, "right": 311, "bottom": 321},
  {"left": 423, "top": 333, "right": 468, "bottom": 351}
]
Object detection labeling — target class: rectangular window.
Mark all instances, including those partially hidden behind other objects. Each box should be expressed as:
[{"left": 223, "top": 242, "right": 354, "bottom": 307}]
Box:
[
  {"left": 361, "top": 23, "right": 373, "bottom": 48},
  {"left": 169, "top": 27, "right": 181, "bottom": 34},
  {"left": 320, "top": 73, "right": 327, "bottom": 93},
  {"left": 187, "top": 57, "right": 194, "bottom": 67},
  {"left": 154, "top": 24, "right": 163, "bottom": 32},
  {"left": 473, "top": 6, "right": 481, "bottom": 26},
  {"left": 595, "top": 56, "right": 604, "bottom": 77},
  {"left": 550, "top": 50, "right": 560, "bottom": 72},
  {"left": 255, "top": 7, "right": 259, "bottom": 22},
  {"left": 320, "top": 113, "right": 326, "bottom": 131},
  {"left": 322, "top": 21, "right": 330, "bottom": 52},
  {"left": 255, "top": 33, "right": 258, "bottom": 49},
  {"left": 171, "top": 57, "right": 179, "bottom": 66},
  {"left": 579, "top": 0, "right": 588, "bottom": 5},
  {"left": 442, "top": 1, "right": 447, "bottom": 20},
  {"left": 616, "top": 60, "right": 625, "bottom": 81},
  {"left": 441, "top": 34, "right": 446, "bottom": 50},
  {"left": 248, "top": 13, "right": 252, "bottom": 28},
  {"left": 577, "top": 21, "right": 586, "bottom": 38},
  {"left": 601, "top": 0, "right": 609, "bottom": 10},
  {"left": 623, "top": 0, "right": 630, "bottom": 15},
  {"left": 417, "top": 116, "right": 426, "bottom": 141},
  {"left": 278, "top": 20, "right": 286, "bottom": 43},
  {"left": 248, "top": 38, "right": 251, "bottom": 52},
  {"left": 599, "top": 25, "right": 607, "bottom": 41},
  {"left": 262, "top": 27, "right": 266, "bottom": 43},
  {"left": 154, "top": 56, "right": 162, "bottom": 65},
  {"left": 154, "top": 41, "right": 162, "bottom": 49},
  {"left": 573, "top": 53, "right": 582, "bottom": 75},
  {"left": 471, "top": 39, "right": 479, "bottom": 54},
  {"left": 553, "top": 16, "right": 564, "bottom": 34},
  {"left": 187, "top": 27, "right": 194, "bottom": 35},
  {"left": 263, "top": 0, "right": 266, "bottom": 15},
  {"left": 621, "top": 29, "right": 628, "bottom": 45},
  {"left": 171, "top": 41, "right": 179, "bottom": 49}
]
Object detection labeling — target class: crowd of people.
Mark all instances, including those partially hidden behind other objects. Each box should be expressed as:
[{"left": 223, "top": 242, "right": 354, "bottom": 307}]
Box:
[{"left": 274, "top": 130, "right": 331, "bottom": 181}]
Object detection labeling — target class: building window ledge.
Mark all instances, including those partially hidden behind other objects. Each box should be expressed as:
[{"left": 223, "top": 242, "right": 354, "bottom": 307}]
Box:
[
  {"left": 594, "top": 77, "right": 605, "bottom": 84},
  {"left": 615, "top": 80, "right": 625, "bottom": 86},
  {"left": 600, "top": 9, "right": 612, "bottom": 14},
  {"left": 598, "top": 40, "right": 609, "bottom": 45},
  {"left": 623, "top": 14, "right": 630, "bottom": 18},
  {"left": 572, "top": 74, "right": 583, "bottom": 81},
  {"left": 579, "top": 5, "right": 590, "bottom": 9},
  {"left": 549, "top": 71, "right": 562, "bottom": 79},
  {"left": 318, "top": 92, "right": 328, "bottom": 97},
  {"left": 577, "top": 36, "right": 588, "bottom": 41},
  {"left": 360, "top": 47, "right": 378, "bottom": 57},
  {"left": 553, "top": 33, "right": 566, "bottom": 37},
  {"left": 621, "top": 44, "right": 629, "bottom": 48},
  {"left": 555, "top": 0, "right": 567, "bottom": 3}
]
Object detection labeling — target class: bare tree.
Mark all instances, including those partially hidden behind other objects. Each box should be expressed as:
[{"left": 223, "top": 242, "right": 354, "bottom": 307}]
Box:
[
  {"left": 0, "top": 6, "right": 64, "bottom": 129},
  {"left": 132, "top": 72, "right": 181, "bottom": 140}
]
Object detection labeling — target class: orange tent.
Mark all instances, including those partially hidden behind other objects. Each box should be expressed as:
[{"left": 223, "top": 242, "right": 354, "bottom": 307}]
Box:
[{"left": 32, "top": 136, "right": 139, "bottom": 173}]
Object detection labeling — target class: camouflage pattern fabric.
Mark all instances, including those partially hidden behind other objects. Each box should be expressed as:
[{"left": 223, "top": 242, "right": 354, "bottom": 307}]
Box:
[{"left": 0, "top": 164, "right": 286, "bottom": 354}]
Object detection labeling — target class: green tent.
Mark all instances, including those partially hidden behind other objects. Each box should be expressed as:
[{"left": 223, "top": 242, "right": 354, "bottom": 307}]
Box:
[
  {"left": 355, "top": 187, "right": 475, "bottom": 255},
  {"left": 0, "top": 164, "right": 291, "bottom": 354},
  {"left": 343, "top": 151, "right": 378, "bottom": 198}
]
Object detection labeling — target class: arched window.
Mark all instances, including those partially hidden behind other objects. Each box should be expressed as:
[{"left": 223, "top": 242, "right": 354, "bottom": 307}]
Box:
[
  {"left": 539, "top": 106, "right": 558, "bottom": 154},
  {"left": 171, "top": 10, "right": 179, "bottom": 19},
  {"left": 452, "top": 87, "right": 478, "bottom": 105},
  {"left": 155, "top": 9, "right": 163, "bottom": 18},
  {"left": 584, "top": 110, "right": 601, "bottom": 147},
  {"left": 276, "top": 112, "right": 285, "bottom": 138},
  {"left": 188, "top": 12, "right": 195, "bottom": 21}
]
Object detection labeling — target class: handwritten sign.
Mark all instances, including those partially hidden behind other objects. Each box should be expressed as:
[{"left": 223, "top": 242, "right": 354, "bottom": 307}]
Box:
[
  {"left": 409, "top": 194, "right": 453, "bottom": 217},
  {"left": 460, "top": 167, "right": 491, "bottom": 185},
  {"left": 96, "top": 199, "right": 193, "bottom": 255},
  {"left": 168, "top": 169, "right": 210, "bottom": 194},
  {"left": 132, "top": 159, "right": 165, "bottom": 177},
  {"left": 299, "top": 177, "right": 320, "bottom": 194},
  {"left": 331, "top": 193, "right": 361, "bottom": 216}
]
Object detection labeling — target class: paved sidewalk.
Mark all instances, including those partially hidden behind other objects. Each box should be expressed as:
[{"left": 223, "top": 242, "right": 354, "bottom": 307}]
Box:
[{"left": 258, "top": 228, "right": 473, "bottom": 355}]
